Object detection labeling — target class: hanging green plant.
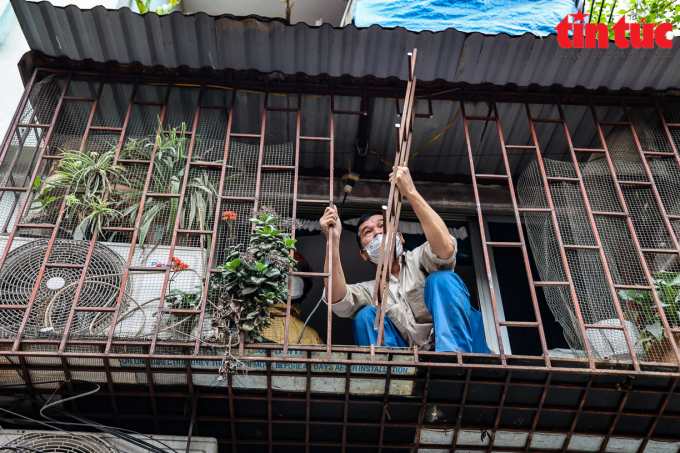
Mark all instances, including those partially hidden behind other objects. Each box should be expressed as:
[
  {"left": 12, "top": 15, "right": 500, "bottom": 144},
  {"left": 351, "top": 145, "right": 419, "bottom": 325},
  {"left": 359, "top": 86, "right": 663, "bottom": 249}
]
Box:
[{"left": 207, "top": 209, "right": 297, "bottom": 376}]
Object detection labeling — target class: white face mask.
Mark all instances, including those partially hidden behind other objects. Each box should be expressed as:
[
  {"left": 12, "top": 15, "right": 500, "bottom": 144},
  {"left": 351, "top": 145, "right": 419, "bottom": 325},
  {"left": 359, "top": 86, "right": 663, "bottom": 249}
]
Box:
[
  {"left": 289, "top": 275, "right": 305, "bottom": 299},
  {"left": 363, "top": 233, "right": 403, "bottom": 265}
]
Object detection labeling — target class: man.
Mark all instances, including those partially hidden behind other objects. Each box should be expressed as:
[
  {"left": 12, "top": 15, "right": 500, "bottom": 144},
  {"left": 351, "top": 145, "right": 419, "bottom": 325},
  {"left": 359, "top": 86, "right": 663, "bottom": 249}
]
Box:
[{"left": 320, "top": 166, "right": 492, "bottom": 353}]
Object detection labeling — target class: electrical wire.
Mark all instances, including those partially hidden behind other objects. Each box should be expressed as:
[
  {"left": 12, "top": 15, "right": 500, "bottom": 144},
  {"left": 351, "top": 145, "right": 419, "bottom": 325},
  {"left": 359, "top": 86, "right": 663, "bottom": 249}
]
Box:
[
  {"left": 0, "top": 382, "right": 178, "bottom": 453},
  {"left": 296, "top": 296, "right": 324, "bottom": 344},
  {"left": 371, "top": 105, "right": 461, "bottom": 167}
]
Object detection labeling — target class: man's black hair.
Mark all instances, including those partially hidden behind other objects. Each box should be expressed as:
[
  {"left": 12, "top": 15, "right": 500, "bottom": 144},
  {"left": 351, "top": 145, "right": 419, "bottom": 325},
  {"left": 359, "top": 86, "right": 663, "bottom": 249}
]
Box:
[{"left": 356, "top": 211, "right": 382, "bottom": 249}]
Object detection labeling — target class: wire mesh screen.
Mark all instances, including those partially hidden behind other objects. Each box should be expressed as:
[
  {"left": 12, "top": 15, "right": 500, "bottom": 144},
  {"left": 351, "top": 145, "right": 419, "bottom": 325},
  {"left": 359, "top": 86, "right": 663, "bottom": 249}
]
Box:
[
  {"left": 518, "top": 107, "right": 680, "bottom": 363},
  {"left": 0, "top": 75, "right": 304, "bottom": 351}
]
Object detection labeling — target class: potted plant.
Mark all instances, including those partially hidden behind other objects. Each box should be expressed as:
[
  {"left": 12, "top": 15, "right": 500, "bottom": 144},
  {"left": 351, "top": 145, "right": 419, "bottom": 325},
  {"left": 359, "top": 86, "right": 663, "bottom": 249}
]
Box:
[{"left": 618, "top": 270, "right": 680, "bottom": 363}]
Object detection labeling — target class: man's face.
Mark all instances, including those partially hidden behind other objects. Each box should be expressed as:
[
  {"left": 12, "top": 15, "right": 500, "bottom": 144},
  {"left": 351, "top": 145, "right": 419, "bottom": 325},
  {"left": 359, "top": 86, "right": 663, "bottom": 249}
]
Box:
[{"left": 359, "top": 215, "right": 384, "bottom": 260}]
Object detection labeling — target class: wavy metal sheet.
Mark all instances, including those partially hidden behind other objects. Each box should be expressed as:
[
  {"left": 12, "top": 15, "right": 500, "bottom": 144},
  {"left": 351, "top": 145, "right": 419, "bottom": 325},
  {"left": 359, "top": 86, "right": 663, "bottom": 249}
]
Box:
[{"left": 10, "top": 0, "right": 680, "bottom": 91}]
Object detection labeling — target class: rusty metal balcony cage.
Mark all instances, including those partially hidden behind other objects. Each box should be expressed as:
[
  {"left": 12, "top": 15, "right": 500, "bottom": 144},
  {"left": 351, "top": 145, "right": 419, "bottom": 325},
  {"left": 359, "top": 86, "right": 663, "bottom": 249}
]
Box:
[{"left": 1, "top": 68, "right": 680, "bottom": 452}]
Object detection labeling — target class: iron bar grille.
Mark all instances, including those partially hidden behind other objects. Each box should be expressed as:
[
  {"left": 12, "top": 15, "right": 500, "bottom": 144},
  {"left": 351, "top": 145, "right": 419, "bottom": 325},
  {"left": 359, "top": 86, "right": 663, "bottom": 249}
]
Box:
[{"left": 0, "top": 69, "right": 680, "bottom": 452}]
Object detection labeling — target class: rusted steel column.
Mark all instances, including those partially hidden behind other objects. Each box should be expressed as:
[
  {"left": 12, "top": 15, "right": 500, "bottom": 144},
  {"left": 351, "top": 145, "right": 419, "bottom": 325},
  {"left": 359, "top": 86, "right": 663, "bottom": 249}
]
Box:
[
  {"left": 492, "top": 97, "right": 551, "bottom": 365},
  {"left": 57, "top": 77, "right": 105, "bottom": 352},
  {"left": 193, "top": 83, "right": 237, "bottom": 355},
  {"left": 554, "top": 98, "right": 640, "bottom": 370},
  {"left": 460, "top": 97, "right": 506, "bottom": 364},
  {"left": 0, "top": 68, "right": 38, "bottom": 166},
  {"left": 282, "top": 89, "right": 302, "bottom": 357},
  {"left": 524, "top": 101, "right": 595, "bottom": 368},
  {"left": 8, "top": 73, "right": 73, "bottom": 353},
  {"left": 105, "top": 82, "right": 172, "bottom": 355},
  {"left": 326, "top": 94, "right": 335, "bottom": 359},
  {"left": 149, "top": 86, "right": 204, "bottom": 354},
  {"left": 251, "top": 89, "right": 269, "bottom": 215},
  {"left": 372, "top": 50, "right": 418, "bottom": 347},
  {"left": 589, "top": 99, "right": 680, "bottom": 367}
]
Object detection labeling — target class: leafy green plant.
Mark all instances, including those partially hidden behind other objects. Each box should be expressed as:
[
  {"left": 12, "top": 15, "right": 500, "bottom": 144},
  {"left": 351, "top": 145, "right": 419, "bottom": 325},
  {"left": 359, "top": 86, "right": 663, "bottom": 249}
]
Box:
[
  {"left": 618, "top": 271, "right": 680, "bottom": 351},
  {"left": 208, "top": 210, "right": 297, "bottom": 375},
  {"left": 31, "top": 148, "right": 127, "bottom": 233},
  {"left": 116, "top": 119, "right": 234, "bottom": 259},
  {"left": 135, "top": 0, "right": 182, "bottom": 15},
  {"left": 586, "top": 0, "right": 680, "bottom": 39}
]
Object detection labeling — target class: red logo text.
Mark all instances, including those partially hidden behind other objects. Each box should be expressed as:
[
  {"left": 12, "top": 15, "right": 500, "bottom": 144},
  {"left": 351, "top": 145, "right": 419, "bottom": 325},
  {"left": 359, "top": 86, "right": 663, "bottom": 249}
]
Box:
[{"left": 555, "top": 10, "right": 673, "bottom": 49}]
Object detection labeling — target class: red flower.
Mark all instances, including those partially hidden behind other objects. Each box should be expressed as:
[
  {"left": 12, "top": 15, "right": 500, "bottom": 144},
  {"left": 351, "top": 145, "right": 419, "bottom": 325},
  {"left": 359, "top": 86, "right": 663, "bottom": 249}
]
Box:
[
  {"left": 170, "top": 256, "right": 189, "bottom": 272},
  {"left": 222, "top": 211, "right": 237, "bottom": 221}
]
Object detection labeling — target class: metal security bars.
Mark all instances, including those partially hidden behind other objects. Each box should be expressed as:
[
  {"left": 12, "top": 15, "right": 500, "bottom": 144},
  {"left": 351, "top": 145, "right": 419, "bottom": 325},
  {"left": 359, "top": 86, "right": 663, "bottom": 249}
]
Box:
[{"left": 0, "top": 68, "right": 680, "bottom": 381}]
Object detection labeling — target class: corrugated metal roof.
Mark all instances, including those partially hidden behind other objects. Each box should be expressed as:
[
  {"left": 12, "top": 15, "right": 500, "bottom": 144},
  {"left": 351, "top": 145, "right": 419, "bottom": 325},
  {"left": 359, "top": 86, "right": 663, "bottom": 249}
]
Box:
[{"left": 10, "top": 0, "right": 680, "bottom": 92}]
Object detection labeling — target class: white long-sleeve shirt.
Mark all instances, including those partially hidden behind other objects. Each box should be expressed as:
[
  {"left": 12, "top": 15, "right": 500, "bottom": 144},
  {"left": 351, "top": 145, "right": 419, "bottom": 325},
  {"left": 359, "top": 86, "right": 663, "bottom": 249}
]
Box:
[{"left": 323, "top": 236, "right": 458, "bottom": 350}]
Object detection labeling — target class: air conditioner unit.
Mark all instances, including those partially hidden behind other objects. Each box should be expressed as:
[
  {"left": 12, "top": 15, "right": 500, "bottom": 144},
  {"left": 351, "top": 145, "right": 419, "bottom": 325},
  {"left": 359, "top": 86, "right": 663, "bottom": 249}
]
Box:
[
  {"left": 0, "top": 236, "right": 207, "bottom": 343},
  {"left": 0, "top": 430, "right": 217, "bottom": 453}
]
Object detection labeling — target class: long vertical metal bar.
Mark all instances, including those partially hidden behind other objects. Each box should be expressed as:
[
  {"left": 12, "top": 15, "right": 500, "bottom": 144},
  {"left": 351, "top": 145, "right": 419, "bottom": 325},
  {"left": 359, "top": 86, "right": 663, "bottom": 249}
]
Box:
[
  {"left": 251, "top": 89, "right": 269, "bottom": 215},
  {"left": 590, "top": 99, "right": 680, "bottom": 366},
  {"left": 149, "top": 86, "right": 204, "bottom": 354},
  {"left": 0, "top": 68, "right": 38, "bottom": 166},
  {"left": 653, "top": 99, "right": 680, "bottom": 170},
  {"left": 326, "top": 94, "right": 335, "bottom": 359},
  {"left": 373, "top": 58, "right": 417, "bottom": 345},
  {"left": 57, "top": 77, "right": 105, "bottom": 352},
  {"left": 193, "top": 83, "right": 237, "bottom": 355},
  {"left": 96, "top": 78, "right": 139, "bottom": 351},
  {"left": 1, "top": 122, "right": 40, "bottom": 187},
  {"left": 105, "top": 82, "right": 172, "bottom": 354},
  {"left": 460, "top": 98, "right": 506, "bottom": 363},
  {"left": 0, "top": 125, "right": 47, "bottom": 235},
  {"left": 622, "top": 100, "right": 680, "bottom": 255},
  {"left": 556, "top": 99, "right": 640, "bottom": 370},
  {"left": 492, "top": 97, "right": 550, "bottom": 365},
  {"left": 8, "top": 73, "right": 72, "bottom": 352},
  {"left": 282, "top": 89, "right": 302, "bottom": 356},
  {"left": 525, "top": 101, "right": 595, "bottom": 368},
  {"left": 0, "top": 72, "right": 71, "bottom": 267}
]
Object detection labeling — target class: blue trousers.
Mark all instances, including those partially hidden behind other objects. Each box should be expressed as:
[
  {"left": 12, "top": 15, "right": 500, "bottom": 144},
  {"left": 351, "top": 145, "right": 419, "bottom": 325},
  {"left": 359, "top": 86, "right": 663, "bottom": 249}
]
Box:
[{"left": 352, "top": 271, "right": 493, "bottom": 353}]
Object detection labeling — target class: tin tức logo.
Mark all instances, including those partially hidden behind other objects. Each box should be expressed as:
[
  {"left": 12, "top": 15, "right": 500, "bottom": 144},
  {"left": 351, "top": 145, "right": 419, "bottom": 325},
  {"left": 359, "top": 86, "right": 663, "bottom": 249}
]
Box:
[{"left": 555, "top": 10, "right": 673, "bottom": 49}]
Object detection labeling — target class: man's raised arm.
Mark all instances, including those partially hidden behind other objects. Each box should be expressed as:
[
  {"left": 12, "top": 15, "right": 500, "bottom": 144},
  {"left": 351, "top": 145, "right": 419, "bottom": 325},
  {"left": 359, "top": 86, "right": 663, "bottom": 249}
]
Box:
[
  {"left": 390, "top": 166, "right": 455, "bottom": 260},
  {"left": 320, "top": 205, "right": 348, "bottom": 303}
]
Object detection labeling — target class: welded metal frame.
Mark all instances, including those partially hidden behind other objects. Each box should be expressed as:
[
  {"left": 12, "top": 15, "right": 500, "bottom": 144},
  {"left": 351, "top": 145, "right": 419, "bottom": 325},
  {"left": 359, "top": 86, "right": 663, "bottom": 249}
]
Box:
[
  {"left": 0, "top": 68, "right": 679, "bottom": 453},
  {"left": 0, "top": 68, "right": 679, "bottom": 370}
]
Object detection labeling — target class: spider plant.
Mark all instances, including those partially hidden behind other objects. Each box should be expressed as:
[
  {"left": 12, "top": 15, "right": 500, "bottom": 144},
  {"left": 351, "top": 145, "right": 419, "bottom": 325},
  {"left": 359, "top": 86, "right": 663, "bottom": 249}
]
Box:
[
  {"left": 116, "top": 118, "right": 239, "bottom": 262},
  {"left": 31, "top": 147, "right": 127, "bottom": 233}
]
